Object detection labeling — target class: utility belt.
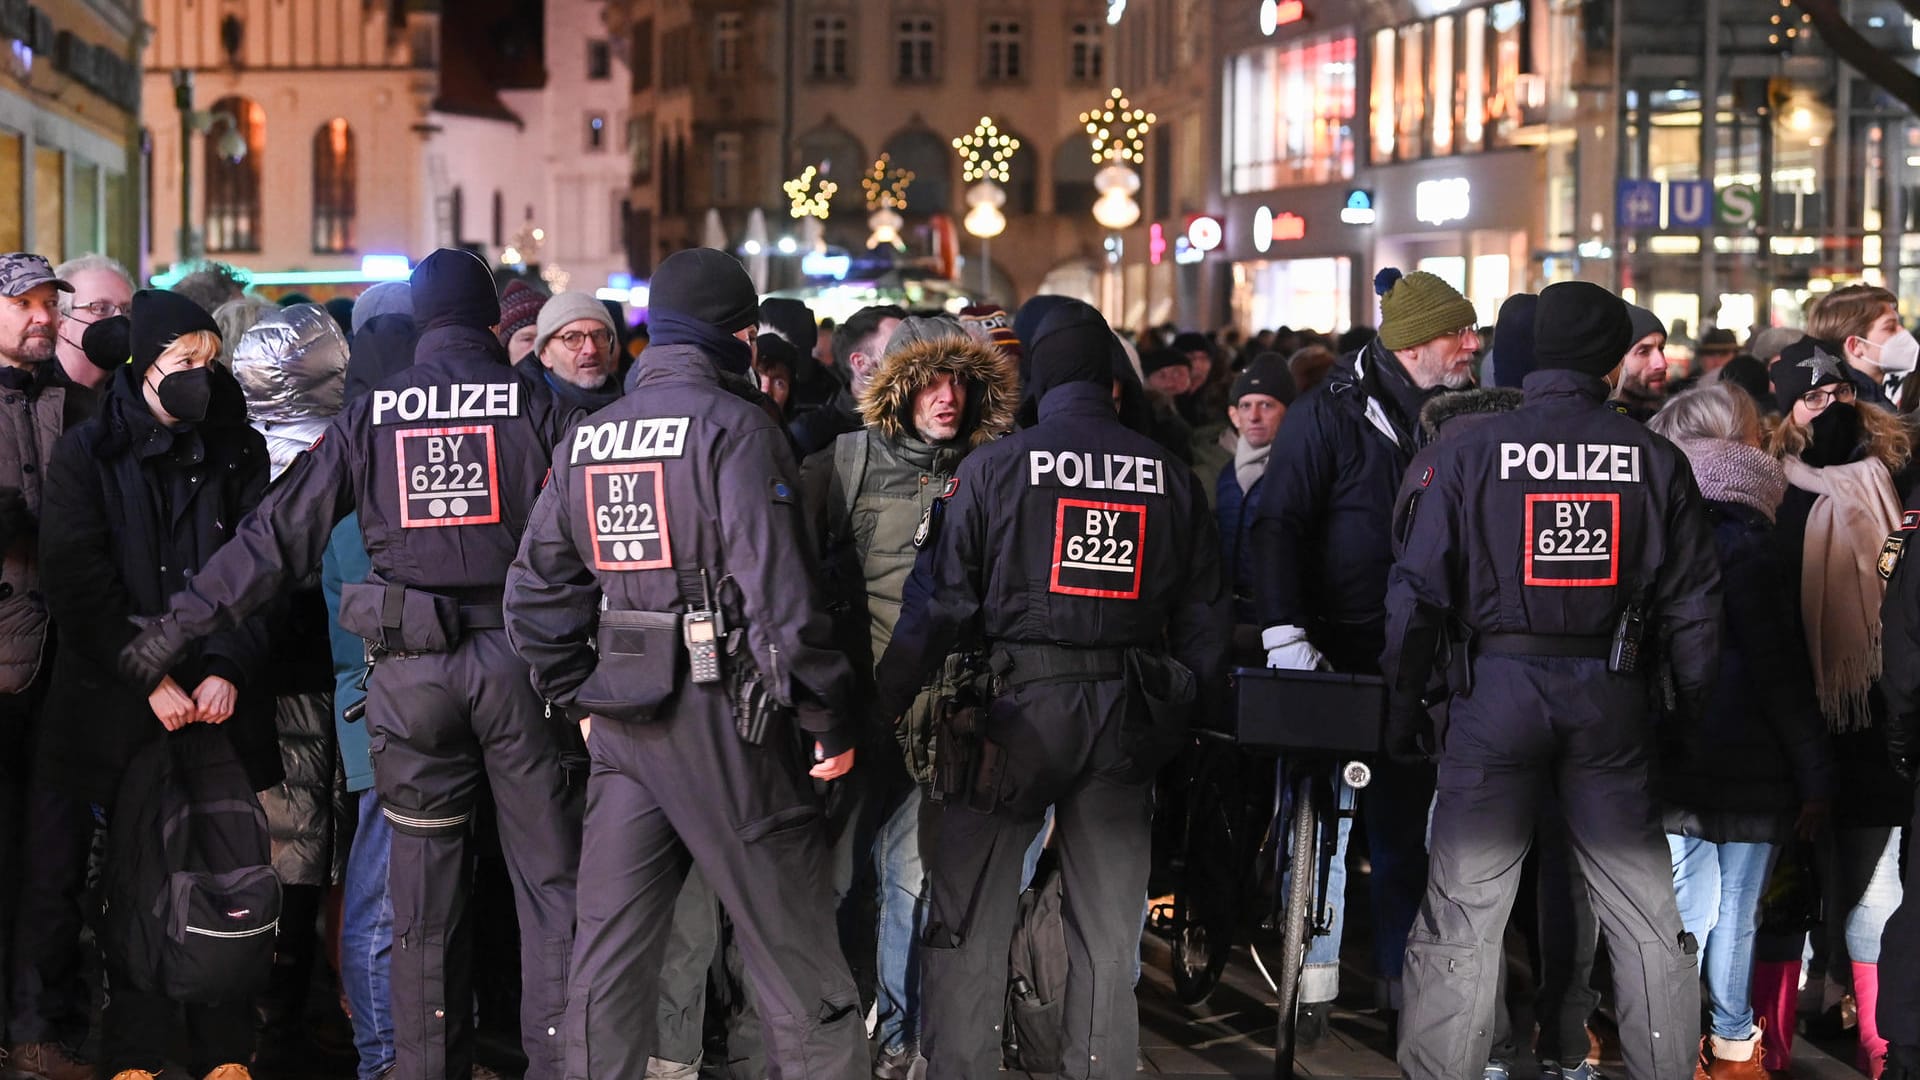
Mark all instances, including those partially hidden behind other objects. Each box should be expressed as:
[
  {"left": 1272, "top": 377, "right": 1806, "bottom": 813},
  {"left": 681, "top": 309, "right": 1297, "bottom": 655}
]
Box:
[
  {"left": 930, "top": 641, "right": 1194, "bottom": 812},
  {"left": 1450, "top": 598, "right": 1654, "bottom": 697},
  {"left": 337, "top": 579, "right": 502, "bottom": 657}
]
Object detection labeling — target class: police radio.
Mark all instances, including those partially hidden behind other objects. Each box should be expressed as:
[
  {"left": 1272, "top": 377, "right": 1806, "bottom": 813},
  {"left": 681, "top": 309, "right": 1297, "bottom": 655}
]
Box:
[{"left": 685, "top": 569, "right": 724, "bottom": 684}]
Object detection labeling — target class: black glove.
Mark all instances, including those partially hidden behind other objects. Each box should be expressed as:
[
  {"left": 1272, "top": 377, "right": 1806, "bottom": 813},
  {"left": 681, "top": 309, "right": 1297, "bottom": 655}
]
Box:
[
  {"left": 1886, "top": 1045, "right": 1920, "bottom": 1080},
  {"left": 118, "top": 614, "right": 189, "bottom": 694},
  {"left": 0, "top": 487, "right": 32, "bottom": 551},
  {"left": 1384, "top": 693, "right": 1435, "bottom": 765}
]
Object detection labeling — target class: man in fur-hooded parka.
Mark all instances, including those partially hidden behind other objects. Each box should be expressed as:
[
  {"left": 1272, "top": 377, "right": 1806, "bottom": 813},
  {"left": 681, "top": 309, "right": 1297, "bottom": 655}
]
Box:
[{"left": 802, "top": 316, "right": 1018, "bottom": 775}]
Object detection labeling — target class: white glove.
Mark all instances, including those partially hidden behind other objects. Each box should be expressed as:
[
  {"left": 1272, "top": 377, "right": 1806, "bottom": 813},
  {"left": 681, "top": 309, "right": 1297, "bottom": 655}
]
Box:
[{"left": 1263, "top": 624, "right": 1329, "bottom": 671}]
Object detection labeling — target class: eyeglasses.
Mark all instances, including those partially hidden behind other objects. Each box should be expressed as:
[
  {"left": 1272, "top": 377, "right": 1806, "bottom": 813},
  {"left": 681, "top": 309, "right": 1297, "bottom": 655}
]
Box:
[
  {"left": 555, "top": 329, "right": 614, "bottom": 352},
  {"left": 1799, "top": 382, "right": 1858, "bottom": 410},
  {"left": 71, "top": 300, "right": 129, "bottom": 319}
]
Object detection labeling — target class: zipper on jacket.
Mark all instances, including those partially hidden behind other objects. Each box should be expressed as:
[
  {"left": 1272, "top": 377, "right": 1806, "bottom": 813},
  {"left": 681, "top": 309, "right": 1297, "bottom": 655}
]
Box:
[{"left": 184, "top": 919, "right": 279, "bottom": 939}]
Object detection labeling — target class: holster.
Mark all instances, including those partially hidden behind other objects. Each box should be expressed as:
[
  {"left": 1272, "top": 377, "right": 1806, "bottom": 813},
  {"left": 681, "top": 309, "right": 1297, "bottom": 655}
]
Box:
[
  {"left": 931, "top": 697, "right": 982, "bottom": 806},
  {"left": 338, "top": 581, "right": 463, "bottom": 655},
  {"left": 724, "top": 628, "right": 787, "bottom": 746},
  {"left": 1118, "top": 648, "right": 1196, "bottom": 782}
]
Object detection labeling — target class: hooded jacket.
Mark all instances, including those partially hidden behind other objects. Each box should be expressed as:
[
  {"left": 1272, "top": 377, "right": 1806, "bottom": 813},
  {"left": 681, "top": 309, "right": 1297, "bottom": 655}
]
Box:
[{"left": 802, "top": 334, "right": 1018, "bottom": 782}]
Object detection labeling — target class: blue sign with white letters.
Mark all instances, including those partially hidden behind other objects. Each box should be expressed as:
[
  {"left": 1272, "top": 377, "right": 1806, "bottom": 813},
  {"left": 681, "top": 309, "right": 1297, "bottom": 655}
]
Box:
[
  {"left": 1616, "top": 180, "right": 1660, "bottom": 230},
  {"left": 1666, "top": 181, "right": 1713, "bottom": 228}
]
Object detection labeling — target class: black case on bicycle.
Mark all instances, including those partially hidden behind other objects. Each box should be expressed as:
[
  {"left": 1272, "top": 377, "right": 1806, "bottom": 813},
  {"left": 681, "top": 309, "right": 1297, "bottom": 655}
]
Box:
[{"left": 1232, "top": 668, "right": 1386, "bottom": 754}]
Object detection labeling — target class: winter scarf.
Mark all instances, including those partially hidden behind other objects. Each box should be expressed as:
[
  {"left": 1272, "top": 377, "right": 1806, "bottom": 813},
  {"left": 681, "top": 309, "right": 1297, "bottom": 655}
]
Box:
[
  {"left": 1678, "top": 439, "right": 1787, "bottom": 523},
  {"left": 1781, "top": 455, "right": 1901, "bottom": 730},
  {"left": 1233, "top": 435, "right": 1270, "bottom": 494}
]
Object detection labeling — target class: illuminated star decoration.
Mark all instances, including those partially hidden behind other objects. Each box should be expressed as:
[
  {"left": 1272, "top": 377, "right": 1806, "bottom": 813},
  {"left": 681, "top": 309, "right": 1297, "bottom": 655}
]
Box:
[
  {"left": 1080, "top": 87, "right": 1155, "bottom": 166},
  {"left": 785, "top": 166, "right": 837, "bottom": 220},
  {"left": 1801, "top": 347, "right": 1845, "bottom": 384},
  {"left": 862, "top": 154, "right": 915, "bottom": 212},
  {"left": 952, "top": 117, "right": 1021, "bottom": 184}
]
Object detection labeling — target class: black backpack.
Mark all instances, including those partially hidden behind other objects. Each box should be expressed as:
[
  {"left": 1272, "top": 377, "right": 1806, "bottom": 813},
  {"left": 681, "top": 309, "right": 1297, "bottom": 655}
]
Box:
[
  {"left": 96, "top": 726, "right": 281, "bottom": 1004},
  {"left": 1001, "top": 850, "right": 1069, "bottom": 1073}
]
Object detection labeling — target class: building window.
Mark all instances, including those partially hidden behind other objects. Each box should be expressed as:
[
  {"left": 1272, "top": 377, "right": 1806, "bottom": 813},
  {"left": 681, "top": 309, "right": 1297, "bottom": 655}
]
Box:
[
  {"left": 587, "top": 112, "right": 608, "bottom": 152},
  {"left": 712, "top": 132, "right": 742, "bottom": 205},
  {"left": 587, "top": 39, "right": 612, "bottom": 80},
  {"left": 984, "top": 18, "right": 1022, "bottom": 80},
  {"left": 895, "top": 17, "right": 935, "bottom": 82},
  {"left": 1368, "top": 0, "right": 1526, "bottom": 164},
  {"left": 205, "top": 96, "right": 264, "bottom": 253},
  {"left": 1221, "top": 32, "right": 1356, "bottom": 193},
  {"left": 715, "top": 13, "right": 745, "bottom": 75},
  {"left": 809, "top": 14, "right": 849, "bottom": 79},
  {"left": 492, "top": 190, "right": 504, "bottom": 247},
  {"left": 662, "top": 26, "right": 691, "bottom": 88},
  {"left": 631, "top": 18, "right": 653, "bottom": 89},
  {"left": 630, "top": 114, "right": 655, "bottom": 183},
  {"left": 1070, "top": 20, "right": 1103, "bottom": 82},
  {"left": 311, "top": 118, "right": 355, "bottom": 253}
]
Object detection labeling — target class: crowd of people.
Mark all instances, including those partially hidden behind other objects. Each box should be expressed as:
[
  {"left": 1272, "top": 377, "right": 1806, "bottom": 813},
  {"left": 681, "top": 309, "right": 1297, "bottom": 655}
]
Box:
[{"left": 0, "top": 237, "right": 1917, "bottom": 1080}]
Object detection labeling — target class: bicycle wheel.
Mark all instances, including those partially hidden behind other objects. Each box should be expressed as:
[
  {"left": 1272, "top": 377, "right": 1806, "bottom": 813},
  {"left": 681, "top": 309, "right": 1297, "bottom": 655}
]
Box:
[
  {"left": 1169, "top": 742, "right": 1247, "bottom": 1004},
  {"left": 1273, "top": 771, "right": 1317, "bottom": 1078}
]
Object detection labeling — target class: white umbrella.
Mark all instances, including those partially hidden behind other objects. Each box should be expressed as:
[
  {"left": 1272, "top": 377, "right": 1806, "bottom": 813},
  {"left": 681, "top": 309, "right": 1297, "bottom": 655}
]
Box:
[
  {"left": 744, "top": 207, "right": 771, "bottom": 292},
  {"left": 701, "top": 208, "right": 727, "bottom": 251}
]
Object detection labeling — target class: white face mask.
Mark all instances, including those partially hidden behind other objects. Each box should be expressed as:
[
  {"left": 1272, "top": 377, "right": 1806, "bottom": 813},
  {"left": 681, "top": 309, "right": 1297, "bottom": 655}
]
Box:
[{"left": 1866, "top": 328, "right": 1920, "bottom": 375}]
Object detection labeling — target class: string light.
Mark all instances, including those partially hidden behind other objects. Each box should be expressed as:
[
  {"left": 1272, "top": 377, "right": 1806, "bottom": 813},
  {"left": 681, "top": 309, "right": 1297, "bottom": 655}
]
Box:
[
  {"left": 784, "top": 165, "right": 837, "bottom": 220},
  {"left": 862, "top": 154, "right": 915, "bottom": 212},
  {"left": 952, "top": 116, "right": 1021, "bottom": 184},
  {"left": 1079, "top": 87, "right": 1155, "bottom": 166}
]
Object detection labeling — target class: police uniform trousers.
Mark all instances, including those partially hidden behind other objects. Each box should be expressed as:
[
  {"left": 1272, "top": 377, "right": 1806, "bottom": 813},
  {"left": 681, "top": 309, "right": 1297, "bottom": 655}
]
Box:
[
  {"left": 564, "top": 683, "right": 863, "bottom": 1080},
  {"left": 1876, "top": 790, "right": 1920, "bottom": 1055},
  {"left": 919, "top": 675, "right": 1150, "bottom": 1080},
  {"left": 367, "top": 627, "right": 580, "bottom": 1080},
  {"left": 1399, "top": 655, "right": 1698, "bottom": 1080}
]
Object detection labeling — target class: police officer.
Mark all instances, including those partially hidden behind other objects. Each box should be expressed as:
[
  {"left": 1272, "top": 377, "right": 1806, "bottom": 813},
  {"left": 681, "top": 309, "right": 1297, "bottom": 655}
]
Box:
[
  {"left": 117, "top": 249, "right": 579, "bottom": 1080},
  {"left": 875, "top": 300, "right": 1228, "bottom": 1079},
  {"left": 1382, "top": 281, "right": 1720, "bottom": 1080},
  {"left": 1873, "top": 498, "right": 1920, "bottom": 1079},
  {"left": 501, "top": 247, "right": 866, "bottom": 1079}
]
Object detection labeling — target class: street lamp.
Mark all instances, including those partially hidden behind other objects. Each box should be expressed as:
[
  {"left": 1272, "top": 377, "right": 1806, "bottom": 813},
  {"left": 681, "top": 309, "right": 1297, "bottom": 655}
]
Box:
[
  {"left": 171, "top": 68, "right": 250, "bottom": 266},
  {"left": 863, "top": 155, "right": 914, "bottom": 251},
  {"left": 954, "top": 116, "right": 1020, "bottom": 299},
  {"left": 1080, "top": 88, "right": 1155, "bottom": 319}
]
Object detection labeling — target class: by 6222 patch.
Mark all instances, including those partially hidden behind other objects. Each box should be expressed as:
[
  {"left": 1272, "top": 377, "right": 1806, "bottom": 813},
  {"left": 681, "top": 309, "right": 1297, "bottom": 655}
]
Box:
[
  {"left": 1050, "top": 498, "right": 1145, "bottom": 599},
  {"left": 1523, "top": 493, "right": 1620, "bottom": 588}
]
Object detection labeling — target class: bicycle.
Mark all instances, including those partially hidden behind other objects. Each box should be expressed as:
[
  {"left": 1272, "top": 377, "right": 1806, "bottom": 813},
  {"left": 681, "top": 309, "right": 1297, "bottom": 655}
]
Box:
[{"left": 1164, "top": 666, "right": 1384, "bottom": 1080}]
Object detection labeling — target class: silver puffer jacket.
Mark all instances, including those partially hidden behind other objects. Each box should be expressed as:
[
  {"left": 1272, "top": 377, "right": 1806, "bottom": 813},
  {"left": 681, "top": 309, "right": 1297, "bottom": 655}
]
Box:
[{"left": 232, "top": 303, "right": 348, "bottom": 479}]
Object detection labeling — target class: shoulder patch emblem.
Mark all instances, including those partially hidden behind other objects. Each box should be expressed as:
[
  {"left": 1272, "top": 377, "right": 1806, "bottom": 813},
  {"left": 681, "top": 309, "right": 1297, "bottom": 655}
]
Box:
[
  {"left": 308, "top": 432, "right": 325, "bottom": 451},
  {"left": 1420, "top": 466, "right": 1434, "bottom": 488},
  {"left": 771, "top": 479, "right": 795, "bottom": 505},
  {"left": 940, "top": 477, "right": 960, "bottom": 499},
  {"left": 1882, "top": 533, "right": 1908, "bottom": 581},
  {"left": 1903, "top": 510, "right": 1920, "bottom": 531}
]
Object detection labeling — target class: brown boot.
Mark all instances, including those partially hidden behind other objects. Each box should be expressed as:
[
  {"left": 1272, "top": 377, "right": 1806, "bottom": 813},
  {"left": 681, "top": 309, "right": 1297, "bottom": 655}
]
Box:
[
  {"left": 108, "top": 1072, "right": 159, "bottom": 1080},
  {"left": 1703, "top": 1021, "right": 1772, "bottom": 1080},
  {"left": 202, "top": 1066, "right": 252, "bottom": 1080},
  {"left": 8, "top": 1041, "right": 95, "bottom": 1080}
]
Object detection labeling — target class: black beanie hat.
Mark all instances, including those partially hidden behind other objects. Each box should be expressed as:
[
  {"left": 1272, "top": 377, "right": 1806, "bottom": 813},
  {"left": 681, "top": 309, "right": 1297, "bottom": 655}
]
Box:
[
  {"left": 1532, "top": 281, "right": 1632, "bottom": 379},
  {"left": 410, "top": 248, "right": 501, "bottom": 333},
  {"left": 1170, "top": 331, "right": 1211, "bottom": 356},
  {"left": 131, "top": 289, "right": 220, "bottom": 376},
  {"left": 651, "top": 248, "right": 758, "bottom": 333},
  {"left": 1770, "top": 336, "right": 1848, "bottom": 413},
  {"left": 81, "top": 314, "right": 130, "bottom": 372},
  {"left": 1231, "top": 352, "right": 1296, "bottom": 406},
  {"left": 1139, "top": 348, "right": 1189, "bottom": 377},
  {"left": 1026, "top": 300, "right": 1116, "bottom": 403},
  {"left": 1490, "top": 293, "right": 1538, "bottom": 388}
]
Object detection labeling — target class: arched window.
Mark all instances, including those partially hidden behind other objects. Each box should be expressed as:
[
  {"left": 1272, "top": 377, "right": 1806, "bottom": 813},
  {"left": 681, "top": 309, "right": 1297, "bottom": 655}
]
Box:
[
  {"left": 879, "top": 127, "right": 951, "bottom": 216},
  {"left": 206, "top": 96, "right": 265, "bottom": 252},
  {"left": 1052, "top": 136, "right": 1099, "bottom": 217},
  {"left": 312, "top": 119, "right": 356, "bottom": 253}
]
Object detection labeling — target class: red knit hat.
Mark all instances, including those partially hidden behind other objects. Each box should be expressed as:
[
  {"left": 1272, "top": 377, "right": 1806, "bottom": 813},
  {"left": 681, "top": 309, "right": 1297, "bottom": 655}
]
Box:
[
  {"left": 958, "top": 303, "right": 1022, "bottom": 364},
  {"left": 496, "top": 280, "right": 548, "bottom": 347}
]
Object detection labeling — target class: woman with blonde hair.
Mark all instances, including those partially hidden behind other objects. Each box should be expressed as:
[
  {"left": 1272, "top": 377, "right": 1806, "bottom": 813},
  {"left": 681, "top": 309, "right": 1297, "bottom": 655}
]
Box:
[{"left": 1762, "top": 338, "right": 1911, "bottom": 1077}]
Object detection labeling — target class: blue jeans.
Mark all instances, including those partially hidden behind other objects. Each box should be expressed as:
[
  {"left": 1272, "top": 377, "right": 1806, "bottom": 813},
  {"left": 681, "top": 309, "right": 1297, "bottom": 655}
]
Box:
[
  {"left": 1669, "top": 836, "right": 1777, "bottom": 1039},
  {"left": 874, "top": 789, "right": 928, "bottom": 1055},
  {"left": 342, "top": 789, "right": 395, "bottom": 1080},
  {"left": 1287, "top": 764, "right": 1354, "bottom": 1005}
]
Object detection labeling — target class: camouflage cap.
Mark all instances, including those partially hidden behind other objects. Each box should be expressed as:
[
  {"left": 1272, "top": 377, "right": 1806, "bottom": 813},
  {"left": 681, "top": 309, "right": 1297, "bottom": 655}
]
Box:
[{"left": 0, "top": 253, "right": 73, "bottom": 298}]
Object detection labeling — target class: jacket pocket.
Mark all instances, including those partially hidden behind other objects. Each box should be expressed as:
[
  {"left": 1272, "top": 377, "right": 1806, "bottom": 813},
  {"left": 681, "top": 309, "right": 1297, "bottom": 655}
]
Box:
[{"left": 337, "top": 582, "right": 459, "bottom": 653}]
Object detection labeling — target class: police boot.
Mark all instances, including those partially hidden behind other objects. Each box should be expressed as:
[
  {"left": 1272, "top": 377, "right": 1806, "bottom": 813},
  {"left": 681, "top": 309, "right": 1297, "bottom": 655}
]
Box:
[
  {"left": 1699, "top": 1021, "right": 1770, "bottom": 1080},
  {"left": 201, "top": 1067, "right": 252, "bottom": 1080}
]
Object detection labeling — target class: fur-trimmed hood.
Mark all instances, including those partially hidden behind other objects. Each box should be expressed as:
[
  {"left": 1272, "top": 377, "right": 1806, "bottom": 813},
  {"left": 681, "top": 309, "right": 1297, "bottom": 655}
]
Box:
[
  {"left": 859, "top": 333, "right": 1020, "bottom": 448},
  {"left": 1418, "top": 386, "right": 1524, "bottom": 441}
]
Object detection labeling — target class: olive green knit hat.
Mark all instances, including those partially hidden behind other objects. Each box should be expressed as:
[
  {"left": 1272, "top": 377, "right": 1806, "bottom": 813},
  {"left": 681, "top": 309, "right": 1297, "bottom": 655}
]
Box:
[{"left": 1375, "top": 267, "right": 1479, "bottom": 351}]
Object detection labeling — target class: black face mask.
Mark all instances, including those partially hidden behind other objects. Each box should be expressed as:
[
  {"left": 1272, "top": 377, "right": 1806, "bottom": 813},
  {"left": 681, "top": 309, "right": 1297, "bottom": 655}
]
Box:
[
  {"left": 1803, "top": 401, "right": 1863, "bottom": 468},
  {"left": 149, "top": 367, "right": 213, "bottom": 424}
]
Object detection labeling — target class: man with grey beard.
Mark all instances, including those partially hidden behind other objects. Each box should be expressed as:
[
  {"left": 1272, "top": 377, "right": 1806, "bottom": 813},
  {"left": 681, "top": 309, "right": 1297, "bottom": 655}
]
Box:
[{"left": 1249, "top": 266, "right": 1480, "bottom": 1043}]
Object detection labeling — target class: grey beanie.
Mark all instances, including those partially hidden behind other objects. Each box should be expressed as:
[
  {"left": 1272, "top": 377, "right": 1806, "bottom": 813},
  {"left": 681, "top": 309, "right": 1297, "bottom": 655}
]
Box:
[
  {"left": 883, "top": 315, "right": 968, "bottom": 358},
  {"left": 1627, "top": 304, "right": 1666, "bottom": 346},
  {"left": 534, "top": 291, "right": 619, "bottom": 356},
  {"left": 352, "top": 281, "right": 412, "bottom": 334}
]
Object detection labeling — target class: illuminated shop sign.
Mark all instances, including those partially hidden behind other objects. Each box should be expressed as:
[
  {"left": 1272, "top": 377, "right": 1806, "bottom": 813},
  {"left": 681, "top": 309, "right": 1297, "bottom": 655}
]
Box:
[
  {"left": 1415, "top": 177, "right": 1471, "bottom": 226},
  {"left": 1340, "top": 189, "right": 1376, "bottom": 225},
  {"left": 1251, "top": 206, "right": 1307, "bottom": 252},
  {"left": 1259, "top": 0, "right": 1306, "bottom": 34},
  {"left": 1186, "top": 215, "right": 1223, "bottom": 251}
]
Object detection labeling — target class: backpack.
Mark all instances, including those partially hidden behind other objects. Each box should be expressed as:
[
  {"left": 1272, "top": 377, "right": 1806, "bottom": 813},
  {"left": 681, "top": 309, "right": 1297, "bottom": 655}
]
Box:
[
  {"left": 1001, "top": 850, "right": 1069, "bottom": 1073},
  {"left": 96, "top": 726, "right": 282, "bottom": 1004}
]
